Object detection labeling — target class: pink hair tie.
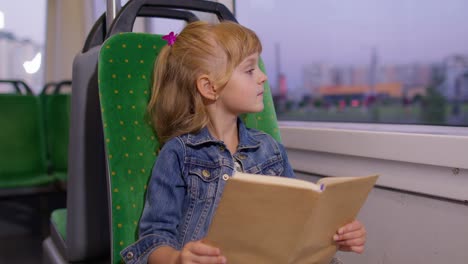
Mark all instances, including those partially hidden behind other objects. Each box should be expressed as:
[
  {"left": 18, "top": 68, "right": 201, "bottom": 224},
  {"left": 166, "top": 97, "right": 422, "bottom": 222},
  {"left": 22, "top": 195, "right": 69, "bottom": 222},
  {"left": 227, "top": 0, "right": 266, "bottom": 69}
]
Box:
[{"left": 162, "top": 32, "right": 178, "bottom": 46}]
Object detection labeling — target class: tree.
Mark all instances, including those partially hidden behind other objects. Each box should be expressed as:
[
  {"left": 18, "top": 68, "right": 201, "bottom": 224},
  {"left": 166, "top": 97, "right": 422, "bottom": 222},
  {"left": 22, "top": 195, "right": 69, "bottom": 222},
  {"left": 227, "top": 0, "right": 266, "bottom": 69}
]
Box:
[{"left": 421, "top": 85, "right": 446, "bottom": 125}]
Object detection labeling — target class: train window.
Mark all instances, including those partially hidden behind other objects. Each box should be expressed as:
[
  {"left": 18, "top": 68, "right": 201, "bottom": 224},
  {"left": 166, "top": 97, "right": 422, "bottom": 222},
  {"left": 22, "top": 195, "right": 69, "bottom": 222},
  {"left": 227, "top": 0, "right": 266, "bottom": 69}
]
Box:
[
  {"left": 143, "top": 11, "right": 218, "bottom": 36},
  {"left": 236, "top": 0, "right": 468, "bottom": 126},
  {"left": 146, "top": 18, "right": 186, "bottom": 36},
  {"left": 0, "top": 0, "right": 46, "bottom": 94}
]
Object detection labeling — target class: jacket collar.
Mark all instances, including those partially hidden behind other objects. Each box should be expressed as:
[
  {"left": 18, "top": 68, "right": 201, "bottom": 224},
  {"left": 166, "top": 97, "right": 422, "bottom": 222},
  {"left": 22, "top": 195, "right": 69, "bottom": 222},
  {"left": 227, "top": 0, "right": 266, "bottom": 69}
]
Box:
[{"left": 186, "top": 118, "right": 261, "bottom": 149}]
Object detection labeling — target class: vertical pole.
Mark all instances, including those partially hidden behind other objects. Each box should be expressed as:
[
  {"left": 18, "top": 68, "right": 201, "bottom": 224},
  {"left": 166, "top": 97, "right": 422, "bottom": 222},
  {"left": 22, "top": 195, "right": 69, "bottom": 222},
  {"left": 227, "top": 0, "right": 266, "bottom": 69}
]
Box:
[{"left": 106, "top": 0, "right": 122, "bottom": 31}]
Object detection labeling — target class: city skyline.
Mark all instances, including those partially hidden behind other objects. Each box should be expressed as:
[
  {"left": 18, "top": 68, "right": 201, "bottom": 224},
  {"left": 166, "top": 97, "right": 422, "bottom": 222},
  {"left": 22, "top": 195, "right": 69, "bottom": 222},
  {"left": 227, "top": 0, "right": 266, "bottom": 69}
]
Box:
[{"left": 237, "top": 0, "right": 468, "bottom": 91}]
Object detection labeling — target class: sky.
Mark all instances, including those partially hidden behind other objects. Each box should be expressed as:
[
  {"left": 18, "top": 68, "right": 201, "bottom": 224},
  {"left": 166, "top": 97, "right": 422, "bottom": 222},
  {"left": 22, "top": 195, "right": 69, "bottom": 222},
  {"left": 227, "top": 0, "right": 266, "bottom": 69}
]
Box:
[
  {"left": 2, "top": 0, "right": 468, "bottom": 91},
  {"left": 236, "top": 0, "right": 468, "bottom": 90}
]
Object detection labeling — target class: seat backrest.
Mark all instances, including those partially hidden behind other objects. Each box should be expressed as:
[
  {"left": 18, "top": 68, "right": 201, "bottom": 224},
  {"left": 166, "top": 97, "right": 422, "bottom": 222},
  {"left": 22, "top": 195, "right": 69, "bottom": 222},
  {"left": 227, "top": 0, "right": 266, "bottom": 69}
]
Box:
[
  {"left": 64, "top": 14, "right": 109, "bottom": 260},
  {"left": 0, "top": 94, "right": 48, "bottom": 187},
  {"left": 42, "top": 93, "right": 71, "bottom": 173},
  {"left": 98, "top": 32, "right": 281, "bottom": 264},
  {"left": 60, "top": 9, "right": 197, "bottom": 262},
  {"left": 66, "top": 45, "right": 110, "bottom": 261}
]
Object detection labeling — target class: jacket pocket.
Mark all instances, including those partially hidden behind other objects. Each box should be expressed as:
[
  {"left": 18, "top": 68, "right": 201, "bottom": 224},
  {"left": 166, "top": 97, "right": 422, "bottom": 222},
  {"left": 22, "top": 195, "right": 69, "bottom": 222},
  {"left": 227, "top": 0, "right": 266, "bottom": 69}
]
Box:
[
  {"left": 187, "top": 164, "right": 221, "bottom": 200},
  {"left": 260, "top": 156, "right": 284, "bottom": 176}
]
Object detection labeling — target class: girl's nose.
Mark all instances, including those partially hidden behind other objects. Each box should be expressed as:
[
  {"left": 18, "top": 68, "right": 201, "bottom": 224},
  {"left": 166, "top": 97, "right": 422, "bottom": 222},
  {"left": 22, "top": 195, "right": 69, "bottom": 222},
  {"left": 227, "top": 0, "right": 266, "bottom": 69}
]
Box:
[{"left": 258, "top": 71, "right": 267, "bottom": 84}]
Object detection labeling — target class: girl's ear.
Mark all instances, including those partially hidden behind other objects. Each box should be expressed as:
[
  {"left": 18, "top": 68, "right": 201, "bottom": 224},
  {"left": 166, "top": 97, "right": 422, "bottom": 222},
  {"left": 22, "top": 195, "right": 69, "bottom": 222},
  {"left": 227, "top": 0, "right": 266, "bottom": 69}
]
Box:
[{"left": 196, "top": 74, "right": 217, "bottom": 100}]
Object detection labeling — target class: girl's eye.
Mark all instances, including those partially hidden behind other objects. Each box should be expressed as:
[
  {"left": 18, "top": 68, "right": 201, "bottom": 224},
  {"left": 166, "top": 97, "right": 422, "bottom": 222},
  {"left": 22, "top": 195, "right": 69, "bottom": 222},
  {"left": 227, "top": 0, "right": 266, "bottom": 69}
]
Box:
[{"left": 246, "top": 69, "right": 255, "bottom": 74}]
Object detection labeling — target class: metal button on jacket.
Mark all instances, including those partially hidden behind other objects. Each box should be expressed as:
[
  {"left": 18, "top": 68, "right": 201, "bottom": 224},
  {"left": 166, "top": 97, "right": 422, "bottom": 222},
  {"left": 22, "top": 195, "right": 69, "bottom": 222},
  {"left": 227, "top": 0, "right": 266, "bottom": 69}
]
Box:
[{"left": 202, "top": 169, "right": 210, "bottom": 178}]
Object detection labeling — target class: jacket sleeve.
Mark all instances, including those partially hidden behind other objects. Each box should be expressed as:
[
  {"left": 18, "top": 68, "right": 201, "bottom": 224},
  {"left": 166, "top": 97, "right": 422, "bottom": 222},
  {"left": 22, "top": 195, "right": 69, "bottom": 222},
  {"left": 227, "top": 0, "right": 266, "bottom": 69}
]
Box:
[
  {"left": 120, "top": 138, "right": 186, "bottom": 264},
  {"left": 278, "top": 141, "right": 296, "bottom": 178}
]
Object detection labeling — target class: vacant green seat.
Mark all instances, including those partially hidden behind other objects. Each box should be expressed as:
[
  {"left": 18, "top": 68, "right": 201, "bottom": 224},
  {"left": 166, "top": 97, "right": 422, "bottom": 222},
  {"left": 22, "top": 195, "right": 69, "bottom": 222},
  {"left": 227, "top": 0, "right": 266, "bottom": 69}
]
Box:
[
  {"left": 98, "top": 32, "right": 280, "bottom": 264},
  {"left": 51, "top": 208, "right": 67, "bottom": 241},
  {"left": 0, "top": 94, "right": 54, "bottom": 190},
  {"left": 42, "top": 93, "right": 71, "bottom": 183}
]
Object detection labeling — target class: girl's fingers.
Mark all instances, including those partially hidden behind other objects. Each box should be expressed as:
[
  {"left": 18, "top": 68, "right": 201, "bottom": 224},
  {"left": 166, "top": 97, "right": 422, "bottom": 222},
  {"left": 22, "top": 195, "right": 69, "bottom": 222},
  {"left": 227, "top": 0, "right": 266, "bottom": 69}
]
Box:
[
  {"left": 189, "top": 242, "right": 221, "bottom": 256},
  {"left": 183, "top": 241, "right": 226, "bottom": 264},
  {"left": 338, "top": 245, "right": 365, "bottom": 254},
  {"left": 333, "top": 228, "right": 366, "bottom": 241},
  {"left": 335, "top": 237, "right": 366, "bottom": 247},
  {"left": 337, "top": 220, "right": 363, "bottom": 235},
  {"left": 191, "top": 255, "right": 227, "bottom": 264}
]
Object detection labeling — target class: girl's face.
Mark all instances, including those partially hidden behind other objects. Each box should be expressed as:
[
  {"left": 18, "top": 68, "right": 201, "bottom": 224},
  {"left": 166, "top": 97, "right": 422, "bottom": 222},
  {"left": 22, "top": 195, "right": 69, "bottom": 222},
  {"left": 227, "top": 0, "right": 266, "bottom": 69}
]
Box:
[{"left": 217, "top": 53, "right": 267, "bottom": 116}]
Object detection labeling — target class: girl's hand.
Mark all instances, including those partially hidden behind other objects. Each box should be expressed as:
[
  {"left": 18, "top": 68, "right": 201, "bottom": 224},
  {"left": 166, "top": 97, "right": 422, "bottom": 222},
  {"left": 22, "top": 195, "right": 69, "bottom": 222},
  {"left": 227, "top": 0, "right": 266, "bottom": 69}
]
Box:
[
  {"left": 177, "top": 240, "right": 226, "bottom": 264},
  {"left": 333, "top": 220, "right": 367, "bottom": 254}
]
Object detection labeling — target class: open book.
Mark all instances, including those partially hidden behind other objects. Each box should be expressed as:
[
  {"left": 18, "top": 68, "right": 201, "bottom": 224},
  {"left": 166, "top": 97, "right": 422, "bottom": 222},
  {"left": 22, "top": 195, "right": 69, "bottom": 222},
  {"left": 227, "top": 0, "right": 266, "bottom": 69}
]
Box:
[{"left": 205, "top": 172, "right": 379, "bottom": 264}]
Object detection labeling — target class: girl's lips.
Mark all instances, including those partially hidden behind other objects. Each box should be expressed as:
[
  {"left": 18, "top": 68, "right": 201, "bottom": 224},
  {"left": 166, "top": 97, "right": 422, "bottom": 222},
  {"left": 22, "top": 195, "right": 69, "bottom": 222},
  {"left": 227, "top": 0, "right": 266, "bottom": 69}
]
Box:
[{"left": 257, "top": 92, "right": 264, "bottom": 96}]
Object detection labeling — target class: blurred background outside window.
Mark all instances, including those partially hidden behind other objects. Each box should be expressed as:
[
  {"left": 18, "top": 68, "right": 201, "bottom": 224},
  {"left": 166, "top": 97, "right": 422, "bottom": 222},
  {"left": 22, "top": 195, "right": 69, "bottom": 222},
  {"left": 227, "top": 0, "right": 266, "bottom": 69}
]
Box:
[
  {"left": 0, "top": 0, "right": 46, "bottom": 94},
  {"left": 236, "top": 0, "right": 468, "bottom": 126}
]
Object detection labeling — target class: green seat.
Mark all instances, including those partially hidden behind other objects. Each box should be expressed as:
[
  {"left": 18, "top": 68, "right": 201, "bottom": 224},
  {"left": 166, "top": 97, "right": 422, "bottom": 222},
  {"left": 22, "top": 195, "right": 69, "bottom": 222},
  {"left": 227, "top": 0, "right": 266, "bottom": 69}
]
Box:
[
  {"left": 98, "top": 32, "right": 280, "bottom": 264},
  {"left": 51, "top": 208, "right": 68, "bottom": 241},
  {"left": 0, "top": 94, "right": 54, "bottom": 191},
  {"left": 42, "top": 93, "right": 71, "bottom": 183}
]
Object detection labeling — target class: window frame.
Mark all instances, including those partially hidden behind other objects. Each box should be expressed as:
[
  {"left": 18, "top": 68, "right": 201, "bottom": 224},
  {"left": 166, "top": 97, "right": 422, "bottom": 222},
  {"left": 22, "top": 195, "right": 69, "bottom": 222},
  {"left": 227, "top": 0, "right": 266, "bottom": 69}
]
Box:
[{"left": 280, "top": 121, "right": 468, "bottom": 202}]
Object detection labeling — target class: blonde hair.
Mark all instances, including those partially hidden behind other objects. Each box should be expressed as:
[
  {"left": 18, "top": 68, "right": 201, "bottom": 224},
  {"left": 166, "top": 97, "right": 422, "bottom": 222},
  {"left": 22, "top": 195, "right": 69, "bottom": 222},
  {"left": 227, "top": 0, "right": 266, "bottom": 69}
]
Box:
[{"left": 147, "top": 21, "right": 262, "bottom": 144}]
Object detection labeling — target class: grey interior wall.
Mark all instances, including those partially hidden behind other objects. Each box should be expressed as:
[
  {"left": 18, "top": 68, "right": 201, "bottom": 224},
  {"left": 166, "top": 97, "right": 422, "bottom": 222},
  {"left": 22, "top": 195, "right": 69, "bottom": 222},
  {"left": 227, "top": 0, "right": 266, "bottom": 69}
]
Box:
[{"left": 296, "top": 172, "right": 468, "bottom": 264}]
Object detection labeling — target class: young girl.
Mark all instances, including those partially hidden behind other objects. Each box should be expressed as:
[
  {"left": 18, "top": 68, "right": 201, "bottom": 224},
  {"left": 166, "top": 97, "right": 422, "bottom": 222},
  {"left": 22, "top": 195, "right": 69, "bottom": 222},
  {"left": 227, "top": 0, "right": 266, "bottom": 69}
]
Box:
[{"left": 121, "top": 21, "right": 367, "bottom": 264}]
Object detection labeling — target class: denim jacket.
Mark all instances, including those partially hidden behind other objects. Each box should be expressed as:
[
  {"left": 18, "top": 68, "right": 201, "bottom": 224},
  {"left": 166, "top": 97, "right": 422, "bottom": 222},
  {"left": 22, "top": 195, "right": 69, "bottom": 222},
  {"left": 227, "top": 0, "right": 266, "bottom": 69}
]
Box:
[{"left": 121, "top": 119, "right": 294, "bottom": 264}]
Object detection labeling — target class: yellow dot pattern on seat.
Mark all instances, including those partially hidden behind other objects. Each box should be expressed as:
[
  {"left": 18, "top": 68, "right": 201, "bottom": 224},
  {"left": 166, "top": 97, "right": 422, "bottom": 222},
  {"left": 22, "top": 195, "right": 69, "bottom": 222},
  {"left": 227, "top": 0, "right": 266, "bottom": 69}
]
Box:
[
  {"left": 98, "top": 32, "right": 281, "bottom": 264},
  {"left": 99, "top": 33, "right": 164, "bottom": 264}
]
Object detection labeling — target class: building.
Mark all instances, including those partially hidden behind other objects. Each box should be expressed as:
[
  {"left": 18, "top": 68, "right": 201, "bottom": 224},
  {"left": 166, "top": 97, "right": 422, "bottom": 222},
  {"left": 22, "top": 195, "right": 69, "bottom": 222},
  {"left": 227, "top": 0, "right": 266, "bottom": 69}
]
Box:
[{"left": 439, "top": 55, "right": 468, "bottom": 101}]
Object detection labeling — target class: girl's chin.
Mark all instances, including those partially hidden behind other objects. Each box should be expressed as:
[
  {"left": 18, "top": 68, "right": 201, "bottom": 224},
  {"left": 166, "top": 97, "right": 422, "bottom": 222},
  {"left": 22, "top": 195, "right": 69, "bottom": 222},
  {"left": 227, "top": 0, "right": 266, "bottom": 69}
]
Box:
[
  {"left": 240, "top": 106, "right": 264, "bottom": 115},
  {"left": 252, "top": 104, "right": 264, "bottom": 113}
]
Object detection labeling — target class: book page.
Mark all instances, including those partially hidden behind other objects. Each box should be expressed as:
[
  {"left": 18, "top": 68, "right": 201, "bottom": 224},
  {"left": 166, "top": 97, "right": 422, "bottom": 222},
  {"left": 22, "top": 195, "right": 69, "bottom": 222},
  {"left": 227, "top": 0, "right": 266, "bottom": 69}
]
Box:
[
  {"left": 288, "top": 175, "right": 378, "bottom": 264},
  {"left": 234, "top": 171, "right": 322, "bottom": 192},
  {"left": 317, "top": 175, "right": 373, "bottom": 185},
  {"left": 206, "top": 173, "right": 378, "bottom": 264},
  {"left": 205, "top": 175, "right": 322, "bottom": 264}
]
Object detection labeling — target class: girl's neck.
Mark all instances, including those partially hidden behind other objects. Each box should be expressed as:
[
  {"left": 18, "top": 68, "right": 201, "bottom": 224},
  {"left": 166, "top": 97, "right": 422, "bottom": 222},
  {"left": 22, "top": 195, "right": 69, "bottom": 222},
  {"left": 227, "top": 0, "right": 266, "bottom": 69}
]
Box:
[{"left": 207, "top": 116, "right": 239, "bottom": 154}]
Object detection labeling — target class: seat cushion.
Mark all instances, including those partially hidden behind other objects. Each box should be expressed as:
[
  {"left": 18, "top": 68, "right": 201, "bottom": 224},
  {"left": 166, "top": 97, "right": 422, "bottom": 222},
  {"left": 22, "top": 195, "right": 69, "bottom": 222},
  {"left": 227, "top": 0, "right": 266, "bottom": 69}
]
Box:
[
  {"left": 52, "top": 172, "right": 68, "bottom": 182},
  {"left": 0, "top": 172, "right": 54, "bottom": 188},
  {"left": 51, "top": 208, "right": 67, "bottom": 241}
]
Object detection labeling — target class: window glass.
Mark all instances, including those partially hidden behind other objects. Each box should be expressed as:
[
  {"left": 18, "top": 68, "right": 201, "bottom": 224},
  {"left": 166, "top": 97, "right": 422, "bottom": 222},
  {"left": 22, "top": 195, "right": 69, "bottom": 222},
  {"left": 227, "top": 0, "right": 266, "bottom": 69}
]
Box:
[
  {"left": 0, "top": 0, "right": 46, "bottom": 94},
  {"left": 146, "top": 18, "right": 186, "bottom": 36},
  {"left": 236, "top": 0, "right": 468, "bottom": 126}
]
